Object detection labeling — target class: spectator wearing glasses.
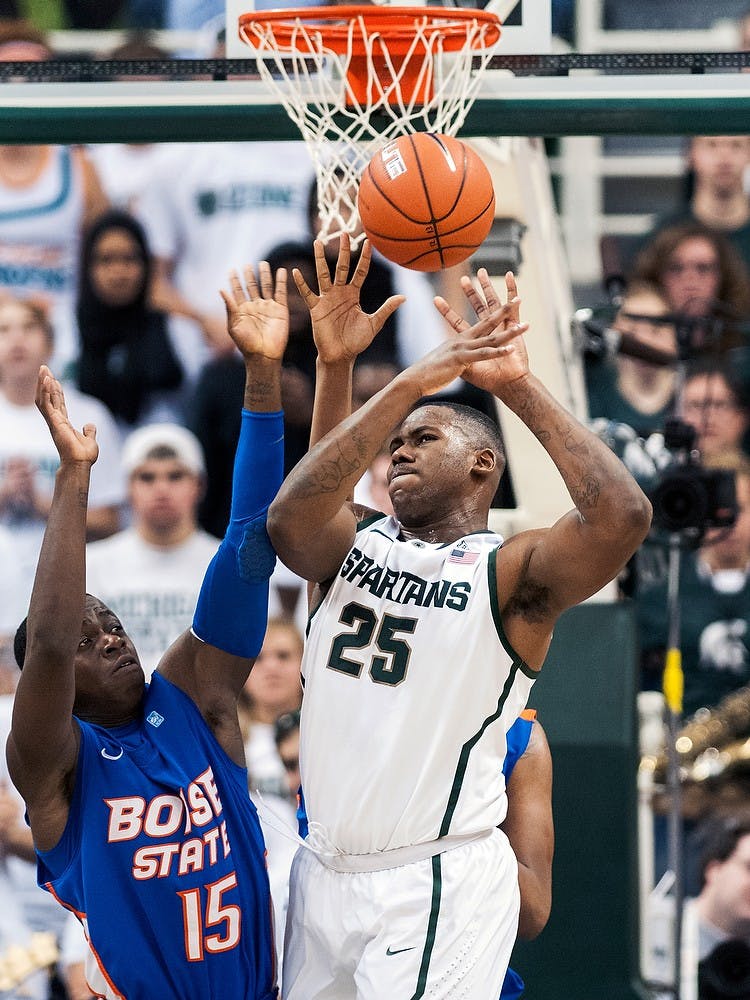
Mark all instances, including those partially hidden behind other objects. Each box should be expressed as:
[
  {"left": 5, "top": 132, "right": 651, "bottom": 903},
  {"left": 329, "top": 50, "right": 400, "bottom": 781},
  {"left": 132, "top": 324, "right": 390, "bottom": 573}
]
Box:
[{"left": 678, "top": 359, "right": 750, "bottom": 465}]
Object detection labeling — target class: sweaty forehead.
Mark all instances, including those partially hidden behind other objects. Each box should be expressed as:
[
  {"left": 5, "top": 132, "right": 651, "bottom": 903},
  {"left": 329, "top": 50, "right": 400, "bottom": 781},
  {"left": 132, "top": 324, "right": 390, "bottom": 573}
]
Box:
[
  {"left": 83, "top": 594, "right": 114, "bottom": 621},
  {"left": 393, "top": 406, "right": 452, "bottom": 437}
]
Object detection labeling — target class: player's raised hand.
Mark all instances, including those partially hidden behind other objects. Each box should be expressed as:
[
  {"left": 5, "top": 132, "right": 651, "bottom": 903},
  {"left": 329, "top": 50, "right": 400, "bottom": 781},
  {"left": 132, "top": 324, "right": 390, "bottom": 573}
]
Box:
[
  {"left": 433, "top": 269, "right": 529, "bottom": 394},
  {"left": 220, "top": 261, "right": 289, "bottom": 362},
  {"left": 35, "top": 366, "right": 98, "bottom": 466},
  {"left": 404, "top": 314, "right": 528, "bottom": 400},
  {"left": 293, "top": 234, "right": 405, "bottom": 365}
]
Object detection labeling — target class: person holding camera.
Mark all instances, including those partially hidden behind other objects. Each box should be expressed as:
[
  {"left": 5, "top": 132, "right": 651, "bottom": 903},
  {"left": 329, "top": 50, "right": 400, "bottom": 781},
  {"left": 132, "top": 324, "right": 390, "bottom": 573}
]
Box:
[
  {"left": 585, "top": 280, "right": 678, "bottom": 440},
  {"left": 638, "top": 451, "right": 750, "bottom": 719},
  {"left": 679, "top": 359, "right": 750, "bottom": 466}
]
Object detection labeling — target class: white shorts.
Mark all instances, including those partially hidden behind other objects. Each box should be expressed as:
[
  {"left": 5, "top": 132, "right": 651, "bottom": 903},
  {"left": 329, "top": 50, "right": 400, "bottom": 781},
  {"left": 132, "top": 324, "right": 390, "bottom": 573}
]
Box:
[{"left": 282, "top": 828, "right": 519, "bottom": 1000}]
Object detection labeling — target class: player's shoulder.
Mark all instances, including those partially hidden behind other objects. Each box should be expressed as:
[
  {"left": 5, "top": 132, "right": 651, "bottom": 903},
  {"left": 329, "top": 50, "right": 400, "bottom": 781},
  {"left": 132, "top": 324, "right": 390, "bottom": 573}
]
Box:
[{"left": 354, "top": 507, "right": 391, "bottom": 533}]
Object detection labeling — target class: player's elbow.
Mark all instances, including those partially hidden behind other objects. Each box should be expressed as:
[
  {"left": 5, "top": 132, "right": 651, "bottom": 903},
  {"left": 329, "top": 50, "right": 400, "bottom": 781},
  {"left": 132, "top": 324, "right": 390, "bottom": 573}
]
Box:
[
  {"left": 621, "top": 490, "right": 653, "bottom": 549},
  {"left": 266, "top": 497, "right": 294, "bottom": 556},
  {"left": 517, "top": 894, "right": 552, "bottom": 940},
  {"left": 603, "top": 486, "right": 652, "bottom": 554}
]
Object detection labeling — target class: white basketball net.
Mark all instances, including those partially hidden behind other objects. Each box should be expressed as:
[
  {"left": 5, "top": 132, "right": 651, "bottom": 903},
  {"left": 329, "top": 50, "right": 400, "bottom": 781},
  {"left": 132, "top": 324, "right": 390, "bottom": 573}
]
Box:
[{"left": 239, "top": 8, "right": 501, "bottom": 245}]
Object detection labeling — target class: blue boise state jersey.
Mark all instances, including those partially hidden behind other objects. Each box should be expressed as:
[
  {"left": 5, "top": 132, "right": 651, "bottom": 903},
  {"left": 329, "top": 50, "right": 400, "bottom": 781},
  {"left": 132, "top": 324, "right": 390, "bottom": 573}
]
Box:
[
  {"left": 501, "top": 713, "right": 535, "bottom": 1000},
  {"left": 37, "top": 673, "right": 277, "bottom": 1000}
]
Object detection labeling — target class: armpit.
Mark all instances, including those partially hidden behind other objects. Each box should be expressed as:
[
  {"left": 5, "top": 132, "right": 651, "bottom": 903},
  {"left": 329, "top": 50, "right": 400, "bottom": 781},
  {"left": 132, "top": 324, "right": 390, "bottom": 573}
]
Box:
[{"left": 504, "top": 580, "right": 553, "bottom": 624}]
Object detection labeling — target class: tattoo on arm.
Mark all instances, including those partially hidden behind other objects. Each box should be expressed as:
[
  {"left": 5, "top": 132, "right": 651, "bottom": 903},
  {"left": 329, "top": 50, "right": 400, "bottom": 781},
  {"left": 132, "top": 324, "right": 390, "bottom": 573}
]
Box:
[
  {"left": 77, "top": 489, "right": 88, "bottom": 509},
  {"left": 569, "top": 475, "right": 600, "bottom": 510},
  {"left": 244, "top": 376, "right": 273, "bottom": 407},
  {"left": 296, "top": 449, "right": 362, "bottom": 498},
  {"left": 564, "top": 429, "right": 589, "bottom": 458},
  {"left": 350, "top": 427, "right": 371, "bottom": 461}
]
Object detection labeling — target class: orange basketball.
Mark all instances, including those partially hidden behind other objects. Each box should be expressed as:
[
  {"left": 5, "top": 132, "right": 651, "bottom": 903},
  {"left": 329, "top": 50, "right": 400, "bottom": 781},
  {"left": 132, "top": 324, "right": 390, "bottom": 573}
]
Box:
[{"left": 357, "top": 133, "right": 495, "bottom": 272}]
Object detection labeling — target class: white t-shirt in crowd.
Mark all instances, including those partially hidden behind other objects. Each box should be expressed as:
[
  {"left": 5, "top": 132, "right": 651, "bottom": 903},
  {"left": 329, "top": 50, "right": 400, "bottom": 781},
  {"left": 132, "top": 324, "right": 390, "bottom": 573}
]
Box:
[
  {"left": 0, "top": 695, "right": 66, "bottom": 1000},
  {"left": 0, "top": 385, "right": 125, "bottom": 619},
  {"left": 86, "top": 143, "right": 181, "bottom": 216},
  {"left": 85, "top": 527, "right": 220, "bottom": 678},
  {"left": 136, "top": 141, "right": 315, "bottom": 381}
]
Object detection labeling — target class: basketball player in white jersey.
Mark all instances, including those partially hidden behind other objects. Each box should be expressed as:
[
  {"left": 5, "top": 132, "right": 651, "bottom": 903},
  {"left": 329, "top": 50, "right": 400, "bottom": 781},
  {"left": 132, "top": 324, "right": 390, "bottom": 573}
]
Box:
[{"left": 267, "top": 236, "right": 652, "bottom": 999}]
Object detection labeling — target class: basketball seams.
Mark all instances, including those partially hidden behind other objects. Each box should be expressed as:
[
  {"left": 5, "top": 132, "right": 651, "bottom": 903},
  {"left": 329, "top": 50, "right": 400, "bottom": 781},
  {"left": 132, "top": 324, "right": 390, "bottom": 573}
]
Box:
[
  {"left": 359, "top": 193, "right": 494, "bottom": 243},
  {"left": 358, "top": 132, "right": 495, "bottom": 272},
  {"left": 361, "top": 147, "right": 463, "bottom": 228},
  {"left": 411, "top": 133, "right": 447, "bottom": 268}
]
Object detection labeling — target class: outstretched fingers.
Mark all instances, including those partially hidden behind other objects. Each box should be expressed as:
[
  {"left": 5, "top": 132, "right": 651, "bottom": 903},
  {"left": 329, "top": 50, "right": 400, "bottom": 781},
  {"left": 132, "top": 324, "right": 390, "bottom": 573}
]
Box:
[
  {"left": 433, "top": 295, "right": 470, "bottom": 335},
  {"left": 333, "top": 232, "right": 352, "bottom": 286},
  {"left": 462, "top": 269, "right": 522, "bottom": 330},
  {"left": 35, "top": 365, "right": 66, "bottom": 419},
  {"left": 313, "top": 238, "right": 332, "bottom": 293},
  {"left": 504, "top": 272, "right": 520, "bottom": 325},
  {"left": 292, "top": 267, "right": 318, "bottom": 310},
  {"left": 458, "top": 324, "right": 528, "bottom": 360},
  {"left": 272, "top": 266, "right": 288, "bottom": 309},
  {"left": 242, "top": 264, "right": 261, "bottom": 300},
  {"left": 475, "top": 268, "right": 503, "bottom": 312},
  {"left": 435, "top": 294, "right": 520, "bottom": 341},
  {"left": 350, "top": 238, "right": 372, "bottom": 289},
  {"left": 371, "top": 293, "right": 406, "bottom": 333}
]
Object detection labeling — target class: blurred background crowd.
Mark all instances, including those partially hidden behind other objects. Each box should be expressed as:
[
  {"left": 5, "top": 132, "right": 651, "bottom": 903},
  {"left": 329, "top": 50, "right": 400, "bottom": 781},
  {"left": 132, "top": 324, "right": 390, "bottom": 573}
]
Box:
[{"left": 0, "top": 2, "right": 750, "bottom": 998}]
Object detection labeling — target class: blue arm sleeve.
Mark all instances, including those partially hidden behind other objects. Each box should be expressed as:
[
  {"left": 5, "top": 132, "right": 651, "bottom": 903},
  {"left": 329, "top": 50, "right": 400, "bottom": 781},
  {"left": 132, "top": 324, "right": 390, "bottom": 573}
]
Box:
[{"left": 192, "top": 409, "right": 284, "bottom": 657}]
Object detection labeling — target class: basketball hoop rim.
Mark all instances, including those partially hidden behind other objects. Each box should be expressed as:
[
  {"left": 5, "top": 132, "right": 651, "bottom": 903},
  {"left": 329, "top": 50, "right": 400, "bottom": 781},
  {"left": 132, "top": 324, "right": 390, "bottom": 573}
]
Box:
[{"left": 238, "top": 5, "right": 502, "bottom": 53}]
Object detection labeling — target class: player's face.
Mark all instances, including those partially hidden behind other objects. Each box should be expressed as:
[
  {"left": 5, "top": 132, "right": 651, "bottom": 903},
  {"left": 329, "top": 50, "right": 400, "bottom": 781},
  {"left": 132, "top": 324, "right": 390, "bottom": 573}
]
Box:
[
  {"left": 129, "top": 459, "right": 202, "bottom": 535},
  {"left": 368, "top": 451, "right": 394, "bottom": 516},
  {"left": 89, "top": 228, "right": 146, "bottom": 308},
  {"left": 387, "top": 407, "right": 481, "bottom": 526},
  {"left": 0, "top": 301, "right": 51, "bottom": 379},
  {"left": 73, "top": 596, "right": 145, "bottom": 723}
]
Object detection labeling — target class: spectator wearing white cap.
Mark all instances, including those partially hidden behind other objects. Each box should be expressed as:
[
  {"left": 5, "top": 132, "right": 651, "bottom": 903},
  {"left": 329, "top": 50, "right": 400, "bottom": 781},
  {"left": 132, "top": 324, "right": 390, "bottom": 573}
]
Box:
[{"left": 85, "top": 422, "right": 219, "bottom": 679}]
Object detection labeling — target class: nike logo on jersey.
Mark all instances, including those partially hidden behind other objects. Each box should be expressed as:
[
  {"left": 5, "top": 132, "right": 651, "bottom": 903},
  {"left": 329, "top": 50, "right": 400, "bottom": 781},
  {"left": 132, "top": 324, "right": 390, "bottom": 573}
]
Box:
[
  {"left": 100, "top": 747, "right": 123, "bottom": 761},
  {"left": 386, "top": 946, "right": 416, "bottom": 956}
]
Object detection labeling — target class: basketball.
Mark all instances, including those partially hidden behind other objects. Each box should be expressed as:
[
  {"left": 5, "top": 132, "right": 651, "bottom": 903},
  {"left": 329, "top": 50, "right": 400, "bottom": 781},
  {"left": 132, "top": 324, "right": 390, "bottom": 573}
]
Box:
[{"left": 357, "top": 133, "right": 496, "bottom": 272}]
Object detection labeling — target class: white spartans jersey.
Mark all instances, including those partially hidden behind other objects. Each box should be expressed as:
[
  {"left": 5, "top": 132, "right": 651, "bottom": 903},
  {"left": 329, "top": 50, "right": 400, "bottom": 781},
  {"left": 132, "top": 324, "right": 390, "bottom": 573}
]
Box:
[{"left": 300, "top": 514, "right": 536, "bottom": 857}]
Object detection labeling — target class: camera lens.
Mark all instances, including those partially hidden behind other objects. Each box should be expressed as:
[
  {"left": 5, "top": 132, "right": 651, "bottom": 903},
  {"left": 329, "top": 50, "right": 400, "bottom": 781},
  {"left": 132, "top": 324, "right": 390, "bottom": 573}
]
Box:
[{"left": 651, "top": 468, "right": 710, "bottom": 533}]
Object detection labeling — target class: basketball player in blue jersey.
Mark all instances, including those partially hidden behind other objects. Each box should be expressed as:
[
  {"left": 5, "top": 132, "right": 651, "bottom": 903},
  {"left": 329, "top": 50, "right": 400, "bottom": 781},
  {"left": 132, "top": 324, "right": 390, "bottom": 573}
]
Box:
[
  {"left": 6, "top": 262, "right": 290, "bottom": 999},
  {"left": 267, "top": 235, "right": 652, "bottom": 999},
  {"left": 500, "top": 710, "right": 554, "bottom": 999}
]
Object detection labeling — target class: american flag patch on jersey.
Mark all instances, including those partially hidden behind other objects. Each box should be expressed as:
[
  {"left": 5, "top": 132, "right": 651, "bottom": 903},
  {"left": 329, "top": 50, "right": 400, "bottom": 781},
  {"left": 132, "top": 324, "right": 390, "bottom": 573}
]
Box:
[{"left": 448, "top": 548, "right": 478, "bottom": 565}]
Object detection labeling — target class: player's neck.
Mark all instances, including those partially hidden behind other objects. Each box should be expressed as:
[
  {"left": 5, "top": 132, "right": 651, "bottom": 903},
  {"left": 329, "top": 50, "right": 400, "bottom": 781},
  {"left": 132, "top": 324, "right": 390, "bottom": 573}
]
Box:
[{"left": 397, "top": 511, "right": 489, "bottom": 545}]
